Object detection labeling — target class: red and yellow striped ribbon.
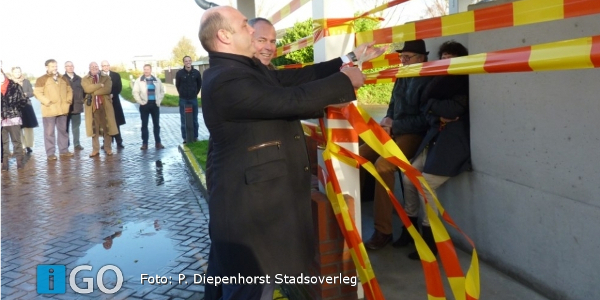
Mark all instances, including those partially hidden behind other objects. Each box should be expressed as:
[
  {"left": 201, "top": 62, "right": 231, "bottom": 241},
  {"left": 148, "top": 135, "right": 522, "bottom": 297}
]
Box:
[
  {"left": 361, "top": 53, "right": 402, "bottom": 70},
  {"left": 276, "top": 35, "right": 315, "bottom": 58},
  {"left": 356, "top": 0, "right": 600, "bottom": 45},
  {"left": 363, "top": 34, "right": 600, "bottom": 84},
  {"left": 268, "top": 0, "right": 311, "bottom": 25},
  {"left": 321, "top": 146, "right": 384, "bottom": 300},
  {"left": 357, "top": 0, "right": 411, "bottom": 18},
  {"left": 317, "top": 103, "right": 481, "bottom": 300},
  {"left": 276, "top": 0, "right": 413, "bottom": 57},
  {"left": 276, "top": 53, "right": 399, "bottom": 70}
]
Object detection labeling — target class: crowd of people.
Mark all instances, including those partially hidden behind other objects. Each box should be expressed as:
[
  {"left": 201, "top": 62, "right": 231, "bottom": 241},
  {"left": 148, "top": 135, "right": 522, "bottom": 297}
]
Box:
[{"left": 0, "top": 57, "right": 203, "bottom": 169}]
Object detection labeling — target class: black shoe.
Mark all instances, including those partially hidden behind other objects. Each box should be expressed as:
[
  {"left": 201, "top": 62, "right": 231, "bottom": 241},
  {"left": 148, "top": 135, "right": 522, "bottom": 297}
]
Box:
[
  {"left": 364, "top": 230, "right": 392, "bottom": 250},
  {"left": 117, "top": 144, "right": 125, "bottom": 149},
  {"left": 408, "top": 225, "right": 437, "bottom": 260},
  {"left": 392, "top": 216, "right": 419, "bottom": 247},
  {"left": 26, "top": 147, "right": 33, "bottom": 153}
]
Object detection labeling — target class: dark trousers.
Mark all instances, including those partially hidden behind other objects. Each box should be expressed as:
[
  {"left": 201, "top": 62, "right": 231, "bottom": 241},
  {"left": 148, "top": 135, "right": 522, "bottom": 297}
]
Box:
[
  {"left": 113, "top": 125, "right": 123, "bottom": 145},
  {"left": 140, "top": 101, "right": 160, "bottom": 144},
  {"left": 179, "top": 98, "right": 199, "bottom": 140}
]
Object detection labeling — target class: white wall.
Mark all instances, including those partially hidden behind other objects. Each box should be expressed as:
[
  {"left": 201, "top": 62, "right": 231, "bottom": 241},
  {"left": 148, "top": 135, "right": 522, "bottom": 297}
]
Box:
[{"left": 435, "top": 12, "right": 600, "bottom": 300}]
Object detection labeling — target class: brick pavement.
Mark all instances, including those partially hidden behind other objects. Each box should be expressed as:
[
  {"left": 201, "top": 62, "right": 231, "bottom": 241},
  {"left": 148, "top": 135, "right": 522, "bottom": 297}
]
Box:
[{"left": 1, "top": 99, "right": 211, "bottom": 299}]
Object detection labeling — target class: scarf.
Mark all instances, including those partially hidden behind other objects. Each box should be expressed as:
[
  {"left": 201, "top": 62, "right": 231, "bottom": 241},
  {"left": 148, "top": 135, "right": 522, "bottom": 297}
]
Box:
[
  {"left": 12, "top": 74, "right": 26, "bottom": 87},
  {"left": 92, "top": 74, "right": 102, "bottom": 109}
]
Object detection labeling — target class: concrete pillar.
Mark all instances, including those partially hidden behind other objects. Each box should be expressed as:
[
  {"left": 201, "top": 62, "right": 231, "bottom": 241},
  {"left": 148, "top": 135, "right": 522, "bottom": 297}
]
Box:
[
  {"left": 312, "top": 0, "right": 363, "bottom": 298},
  {"left": 237, "top": 0, "right": 255, "bottom": 19}
]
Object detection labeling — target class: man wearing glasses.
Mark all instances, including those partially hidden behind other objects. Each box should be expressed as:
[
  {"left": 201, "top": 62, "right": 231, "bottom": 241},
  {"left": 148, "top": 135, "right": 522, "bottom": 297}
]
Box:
[{"left": 360, "top": 39, "right": 434, "bottom": 250}]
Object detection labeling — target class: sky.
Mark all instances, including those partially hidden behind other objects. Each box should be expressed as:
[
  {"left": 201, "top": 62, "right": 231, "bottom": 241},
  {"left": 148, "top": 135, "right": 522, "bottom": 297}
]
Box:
[{"left": 1, "top": 0, "right": 432, "bottom": 77}]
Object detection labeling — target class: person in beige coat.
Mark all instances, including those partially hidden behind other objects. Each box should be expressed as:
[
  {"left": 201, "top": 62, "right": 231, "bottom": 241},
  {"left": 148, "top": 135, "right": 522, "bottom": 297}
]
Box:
[
  {"left": 81, "top": 62, "right": 118, "bottom": 157},
  {"left": 132, "top": 64, "right": 165, "bottom": 150},
  {"left": 34, "top": 59, "right": 73, "bottom": 160}
]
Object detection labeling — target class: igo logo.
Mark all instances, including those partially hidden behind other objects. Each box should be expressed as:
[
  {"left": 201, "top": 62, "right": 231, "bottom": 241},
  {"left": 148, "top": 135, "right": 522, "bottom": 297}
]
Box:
[{"left": 37, "top": 264, "right": 124, "bottom": 294}]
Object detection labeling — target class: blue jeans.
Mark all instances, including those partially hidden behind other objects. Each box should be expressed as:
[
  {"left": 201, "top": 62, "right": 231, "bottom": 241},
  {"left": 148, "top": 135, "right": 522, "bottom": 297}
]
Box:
[
  {"left": 140, "top": 101, "right": 161, "bottom": 144},
  {"left": 179, "top": 98, "right": 199, "bottom": 140}
]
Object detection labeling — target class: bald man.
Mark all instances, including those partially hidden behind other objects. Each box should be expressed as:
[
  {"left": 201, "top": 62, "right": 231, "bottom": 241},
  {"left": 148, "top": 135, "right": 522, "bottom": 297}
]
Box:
[{"left": 199, "top": 6, "right": 384, "bottom": 300}]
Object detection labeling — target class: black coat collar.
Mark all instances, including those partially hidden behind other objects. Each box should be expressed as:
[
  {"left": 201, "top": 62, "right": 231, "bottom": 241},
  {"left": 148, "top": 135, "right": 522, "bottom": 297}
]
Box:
[{"left": 208, "top": 52, "right": 262, "bottom": 68}]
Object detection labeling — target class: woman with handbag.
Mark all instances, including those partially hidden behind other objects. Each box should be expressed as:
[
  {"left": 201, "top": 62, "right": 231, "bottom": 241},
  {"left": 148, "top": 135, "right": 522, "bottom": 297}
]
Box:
[{"left": 11, "top": 67, "right": 39, "bottom": 154}]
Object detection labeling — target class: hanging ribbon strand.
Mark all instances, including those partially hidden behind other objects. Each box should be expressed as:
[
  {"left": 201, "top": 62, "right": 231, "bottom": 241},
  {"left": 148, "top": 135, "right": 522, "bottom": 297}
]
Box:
[{"left": 268, "top": 0, "right": 311, "bottom": 25}]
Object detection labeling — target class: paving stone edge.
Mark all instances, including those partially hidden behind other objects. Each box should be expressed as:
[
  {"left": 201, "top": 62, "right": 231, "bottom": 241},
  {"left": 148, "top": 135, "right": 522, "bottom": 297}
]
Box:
[{"left": 179, "top": 144, "right": 209, "bottom": 201}]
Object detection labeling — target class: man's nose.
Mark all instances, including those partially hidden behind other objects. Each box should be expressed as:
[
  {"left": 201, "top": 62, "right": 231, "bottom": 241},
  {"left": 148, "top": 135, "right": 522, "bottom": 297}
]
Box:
[{"left": 265, "top": 42, "right": 274, "bottom": 52}]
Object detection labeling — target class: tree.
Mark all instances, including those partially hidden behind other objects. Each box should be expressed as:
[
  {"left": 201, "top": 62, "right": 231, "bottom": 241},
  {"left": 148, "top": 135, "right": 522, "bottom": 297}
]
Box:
[
  {"left": 272, "top": 19, "right": 314, "bottom": 66},
  {"left": 353, "top": 14, "right": 394, "bottom": 104},
  {"left": 424, "top": 0, "right": 449, "bottom": 17},
  {"left": 171, "top": 37, "right": 199, "bottom": 67}
]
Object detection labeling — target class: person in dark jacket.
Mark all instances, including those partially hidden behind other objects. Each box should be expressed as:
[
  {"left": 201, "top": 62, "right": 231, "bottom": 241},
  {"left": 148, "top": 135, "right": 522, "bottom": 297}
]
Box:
[
  {"left": 360, "top": 39, "right": 434, "bottom": 250},
  {"left": 401, "top": 40, "right": 471, "bottom": 260},
  {"left": 10, "top": 67, "right": 38, "bottom": 154},
  {"left": 64, "top": 61, "right": 85, "bottom": 150},
  {"left": 1, "top": 68, "right": 28, "bottom": 170},
  {"left": 101, "top": 60, "right": 126, "bottom": 148},
  {"left": 176, "top": 56, "right": 202, "bottom": 143},
  {"left": 199, "top": 6, "right": 383, "bottom": 300}
]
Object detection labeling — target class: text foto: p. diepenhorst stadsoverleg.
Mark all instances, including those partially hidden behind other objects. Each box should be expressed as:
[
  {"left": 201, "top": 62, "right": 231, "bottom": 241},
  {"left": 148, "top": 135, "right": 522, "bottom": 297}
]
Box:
[{"left": 140, "top": 273, "right": 358, "bottom": 287}]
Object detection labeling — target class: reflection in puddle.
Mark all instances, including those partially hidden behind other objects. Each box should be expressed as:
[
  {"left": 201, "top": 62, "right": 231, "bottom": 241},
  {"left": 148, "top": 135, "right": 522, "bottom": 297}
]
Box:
[
  {"left": 76, "top": 220, "right": 177, "bottom": 282},
  {"left": 155, "top": 160, "right": 164, "bottom": 186}
]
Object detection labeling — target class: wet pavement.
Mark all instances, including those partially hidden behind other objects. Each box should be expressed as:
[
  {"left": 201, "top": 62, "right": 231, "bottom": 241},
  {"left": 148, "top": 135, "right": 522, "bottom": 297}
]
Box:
[{"left": 1, "top": 98, "right": 211, "bottom": 299}]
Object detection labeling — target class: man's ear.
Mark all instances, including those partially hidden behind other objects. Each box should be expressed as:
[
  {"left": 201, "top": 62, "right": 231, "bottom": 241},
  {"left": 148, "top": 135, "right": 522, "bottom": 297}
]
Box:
[{"left": 217, "top": 29, "right": 231, "bottom": 45}]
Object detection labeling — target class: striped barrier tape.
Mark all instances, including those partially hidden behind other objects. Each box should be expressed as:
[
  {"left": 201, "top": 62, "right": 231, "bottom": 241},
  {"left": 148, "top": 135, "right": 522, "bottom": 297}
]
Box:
[
  {"left": 275, "top": 0, "right": 599, "bottom": 66},
  {"left": 268, "top": 0, "right": 311, "bottom": 25},
  {"left": 309, "top": 102, "right": 482, "bottom": 300},
  {"left": 357, "top": 0, "right": 411, "bottom": 18},
  {"left": 331, "top": 103, "right": 480, "bottom": 300},
  {"left": 276, "top": 0, "right": 412, "bottom": 57},
  {"left": 363, "top": 34, "right": 600, "bottom": 84},
  {"left": 356, "top": 0, "right": 600, "bottom": 45},
  {"left": 276, "top": 35, "right": 315, "bottom": 58},
  {"left": 321, "top": 145, "right": 384, "bottom": 300}
]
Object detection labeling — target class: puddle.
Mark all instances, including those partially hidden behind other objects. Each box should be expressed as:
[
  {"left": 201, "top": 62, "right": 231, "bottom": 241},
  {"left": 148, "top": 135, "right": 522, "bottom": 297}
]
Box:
[
  {"left": 155, "top": 160, "right": 164, "bottom": 186},
  {"left": 76, "top": 220, "right": 178, "bottom": 283}
]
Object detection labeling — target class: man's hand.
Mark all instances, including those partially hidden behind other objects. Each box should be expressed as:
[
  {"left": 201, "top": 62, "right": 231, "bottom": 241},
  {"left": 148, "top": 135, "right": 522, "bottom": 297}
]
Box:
[
  {"left": 380, "top": 117, "right": 393, "bottom": 136},
  {"left": 340, "top": 66, "right": 365, "bottom": 89},
  {"left": 353, "top": 42, "right": 388, "bottom": 63}
]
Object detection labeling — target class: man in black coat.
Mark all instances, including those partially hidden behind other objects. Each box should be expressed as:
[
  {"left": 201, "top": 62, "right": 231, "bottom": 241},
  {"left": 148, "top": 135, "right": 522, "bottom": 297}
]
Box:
[
  {"left": 199, "top": 6, "right": 383, "bottom": 300},
  {"left": 176, "top": 56, "right": 202, "bottom": 143},
  {"left": 360, "top": 39, "right": 434, "bottom": 250},
  {"left": 402, "top": 41, "right": 471, "bottom": 260},
  {"left": 101, "top": 60, "right": 126, "bottom": 148}
]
